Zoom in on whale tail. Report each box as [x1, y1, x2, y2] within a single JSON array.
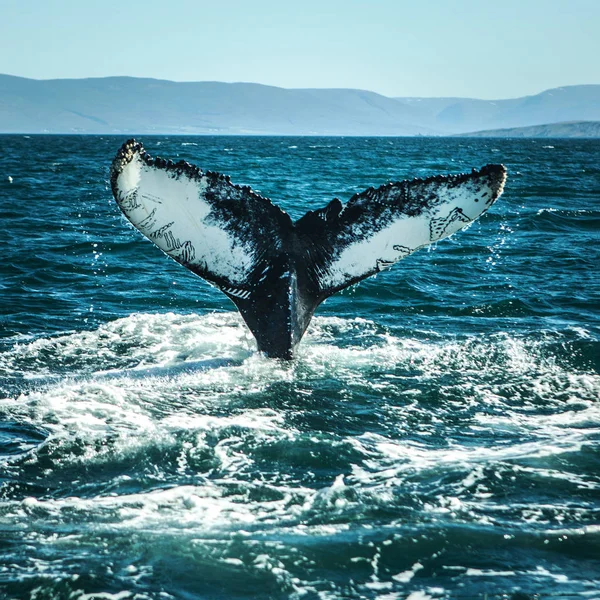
[[111, 140, 506, 358]]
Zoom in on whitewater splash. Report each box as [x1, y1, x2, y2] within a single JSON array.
[[0, 313, 598, 598]]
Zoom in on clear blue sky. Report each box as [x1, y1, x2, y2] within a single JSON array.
[[1, 0, 598, 99]]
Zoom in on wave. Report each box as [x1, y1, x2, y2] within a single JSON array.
[[1, 134, 599, 598], [1, 314, 597, 491], [1, 311, 596, 379]]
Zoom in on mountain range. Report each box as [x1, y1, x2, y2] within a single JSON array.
[[1, 74, 599, 136]]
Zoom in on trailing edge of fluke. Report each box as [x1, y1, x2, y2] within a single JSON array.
[[110, 140, 507, 358]]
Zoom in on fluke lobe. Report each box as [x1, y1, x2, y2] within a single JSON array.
[[110, 140, 507, 359]]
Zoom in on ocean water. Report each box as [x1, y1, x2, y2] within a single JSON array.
[[0, 135, 598, 600]]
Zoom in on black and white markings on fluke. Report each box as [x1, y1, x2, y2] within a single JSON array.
[[429, 207, 472, 241], [111, 140, 507, 358]]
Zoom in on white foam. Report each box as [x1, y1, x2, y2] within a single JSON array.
[[392, 562, 424, 583], [465, 568, 516, 576], [0, 312, 597, 581], [0, 312, 254, 379], [406, 592, 435, 600]]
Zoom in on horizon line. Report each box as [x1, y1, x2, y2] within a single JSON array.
[[2, 72, 599, 103]]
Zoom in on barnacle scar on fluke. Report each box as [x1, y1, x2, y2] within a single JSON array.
[[110, 139, 507, 359]]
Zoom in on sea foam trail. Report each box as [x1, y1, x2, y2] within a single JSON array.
[[0, 314, 599, 599], [1, 311, 597, 421], [0, 328, 599, 596]]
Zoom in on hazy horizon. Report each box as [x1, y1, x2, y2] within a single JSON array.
[[2, 72, 599, 103]]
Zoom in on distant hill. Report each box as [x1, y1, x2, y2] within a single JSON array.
[[0, 74, 436, 136], [1, 74, 599, 136], [456, 121, 600, 138], [395, 86, 600, 134]]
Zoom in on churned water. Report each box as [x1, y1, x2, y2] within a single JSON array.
[[0, 135, 598, 599]]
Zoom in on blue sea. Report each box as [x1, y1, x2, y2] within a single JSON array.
[[0, 135, 599, 599]]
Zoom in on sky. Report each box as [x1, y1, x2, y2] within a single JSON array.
[[1, 0, 598, 99]]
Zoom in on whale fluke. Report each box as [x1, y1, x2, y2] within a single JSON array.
[[110, 140, 507, 358]]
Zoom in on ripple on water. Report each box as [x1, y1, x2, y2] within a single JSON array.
[[0, 312, 598, 596]]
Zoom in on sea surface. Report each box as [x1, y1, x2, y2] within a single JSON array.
[[0, 135, 598, 600]]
